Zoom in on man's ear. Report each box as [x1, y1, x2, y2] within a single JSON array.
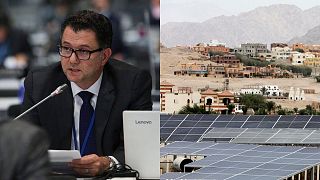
[[102, 48, 112, 65]]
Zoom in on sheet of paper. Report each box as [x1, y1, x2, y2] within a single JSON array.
[[49, 150, 81, 162], [49, 150, 81, 175]]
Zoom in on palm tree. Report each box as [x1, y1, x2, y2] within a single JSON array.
[[242, 106, 248, 115], [227, 104, 235, 114], [261, 87, 267, 96], [266, 101, 275, 114], [179, 104, 208, 114]]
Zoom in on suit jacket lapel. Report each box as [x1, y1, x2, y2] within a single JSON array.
[[95, 71, 115, 154], [53, 71, 74, 149]]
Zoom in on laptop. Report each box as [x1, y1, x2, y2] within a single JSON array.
[[123, 111, 160, 179]]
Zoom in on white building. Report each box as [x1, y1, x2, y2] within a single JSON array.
[[271, 46, 292, 60], [258, 47, 292, 61], [289, 87, 305, 101], [163, 91, 201, 114], [240, 84, 282, 96], [292, 52, 315, 65], [208, 39, 226, 47]]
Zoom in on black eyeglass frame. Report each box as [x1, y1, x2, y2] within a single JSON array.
[[58, 45, 103, 61]]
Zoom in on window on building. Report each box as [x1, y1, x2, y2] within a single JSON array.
[[206, 98, 212, 105]]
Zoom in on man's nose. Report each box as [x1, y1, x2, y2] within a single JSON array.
[[69, 52, 80, 64]]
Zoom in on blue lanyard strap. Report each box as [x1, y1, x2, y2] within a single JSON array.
[[72, 112, 96, 156]]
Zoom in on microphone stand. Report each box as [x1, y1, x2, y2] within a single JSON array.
[[14, 84, 68, 120]]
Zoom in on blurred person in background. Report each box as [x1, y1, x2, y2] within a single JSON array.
[[42, 0, 73, 53], [149, 0, 160, 26], [0, 119, 50, 180], [0, 11, 32, 71], [91, 0, 125, 60]]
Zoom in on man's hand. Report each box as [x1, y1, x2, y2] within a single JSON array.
[[70, 154, 110, 176]]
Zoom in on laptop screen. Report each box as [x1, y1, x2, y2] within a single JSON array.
[[123, 111, 160, 179]]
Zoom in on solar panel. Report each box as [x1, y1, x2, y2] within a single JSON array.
[[309, 116, 320, 122], [194, 121, 212, 127], [294, 115, 311, 121], [289, 122, 307, 128], [199, 114, 218, 121], [262, 115, 280, 121], [246, 115, 264, 121], [257, 121, 275, 128], [169, 114, 188, 120], [179, 120, 197, 127], [211, 121, 229, 128], [160, 115, 320, 144], [185, 114, 202, 120], [196, 128, 320, 145], [167, 135, 186, 142], [278, 115, 295, 121], [162, 121, 181, 127], [160, 127, 175, 133], [231, 115, 249, 121], [226, 122, 244, 128], [241, 121, 260, 128], [273, 121, 291, 128], [161, 142, 320, 180], [230, 128, 320, 145], [215, 115, 234, 121], [305, 122, 320, 129], [183, 135, 202, 141], [160, 114, 171, 120], [188, 127, 206, 134]]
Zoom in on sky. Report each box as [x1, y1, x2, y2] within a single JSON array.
[[161, 0, 320, 25]]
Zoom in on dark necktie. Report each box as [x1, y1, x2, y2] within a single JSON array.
[[78, 91, 97, 155]]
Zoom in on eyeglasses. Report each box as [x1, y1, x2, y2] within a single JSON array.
[[58, 45, 103, 61]]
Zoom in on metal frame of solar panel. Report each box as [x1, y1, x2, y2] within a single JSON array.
[[161, 114, 219, 142], [160, 115, 320, 143], [161, 141, 320, 180]]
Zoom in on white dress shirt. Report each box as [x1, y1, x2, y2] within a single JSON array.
[[70, 73, 102, 151], [69, 73, 119, 165]]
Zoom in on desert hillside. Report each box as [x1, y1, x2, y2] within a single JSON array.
[[160, 47, 320, 110]]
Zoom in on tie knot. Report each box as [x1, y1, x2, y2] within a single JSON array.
[[78, 91, 93, 103]]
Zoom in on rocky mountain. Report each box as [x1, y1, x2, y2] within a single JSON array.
[[161, 4, 320, 47], [288, 24, 320, 44]]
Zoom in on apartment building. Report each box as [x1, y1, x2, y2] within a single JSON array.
[[210, 55, 240, 65], [160, 82, 235, 114], [160, 81, 175, 112], [303, 57, 320, 67], [288, 87, 305, 101], [192, 43, 229, 57], [271, 43, 288, 48], [200, 88, 235, 113], [234, 43, 268, 58], [174, 63, 208, 76], [292, 52, 315, 65], [291, 43, 320, 53], [240, 84, 283, 97]]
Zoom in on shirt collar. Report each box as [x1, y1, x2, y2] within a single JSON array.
[[70, 72, 103, 97]]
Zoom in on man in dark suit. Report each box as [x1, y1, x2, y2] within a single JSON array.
[[0, 120, 50, 180], [22, 10, 152, 177]]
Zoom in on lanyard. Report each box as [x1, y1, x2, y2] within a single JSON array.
[[72, 112, 96, 156]]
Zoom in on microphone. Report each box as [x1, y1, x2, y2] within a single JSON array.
[[14, 84, 69, 120]]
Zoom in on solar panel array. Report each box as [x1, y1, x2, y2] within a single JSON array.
[[160, 115, 320, 142], [161, 141, 320, 180], [202, 128, 320, 145]]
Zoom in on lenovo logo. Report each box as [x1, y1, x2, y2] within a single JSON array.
[[135, 120, 152, 125]]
